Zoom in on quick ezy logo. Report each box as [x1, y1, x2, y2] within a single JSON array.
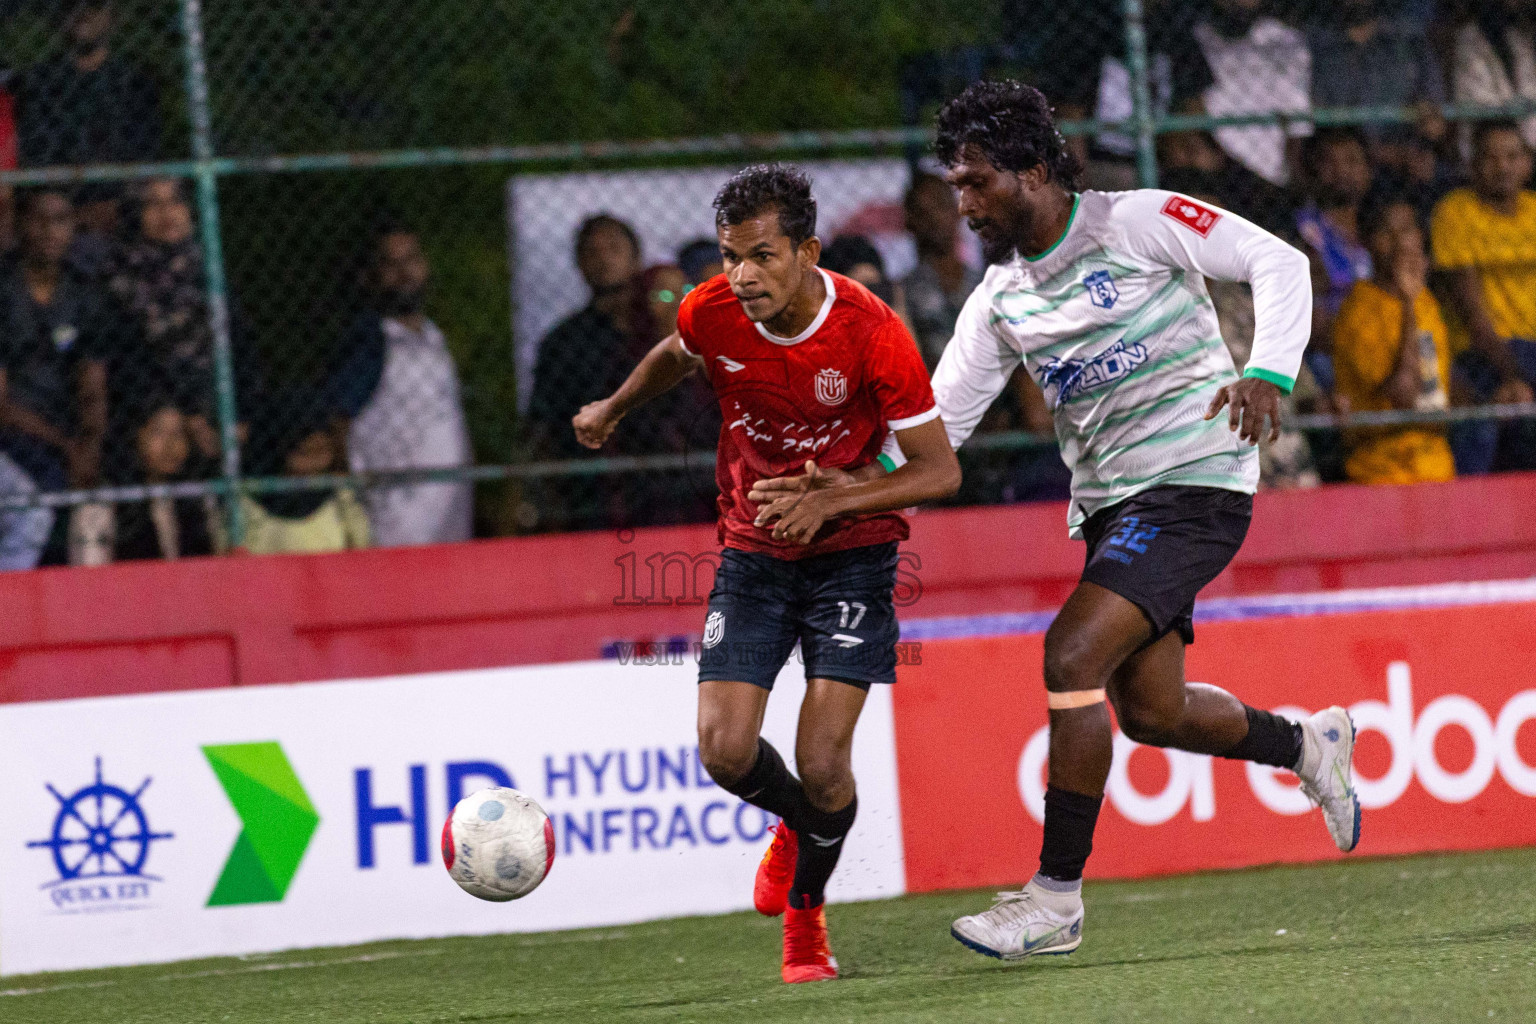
[[26, 757, 174, 913]]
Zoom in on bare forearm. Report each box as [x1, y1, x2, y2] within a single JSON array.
[[1383, 304, 1422, 409], [607, 336, 699, 418], [0, 404, 69, 449], [823, 454, 959, 517]]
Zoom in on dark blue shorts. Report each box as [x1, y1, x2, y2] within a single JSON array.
[[698, 542, 901, 691], [1079, 485, 1252, 645]]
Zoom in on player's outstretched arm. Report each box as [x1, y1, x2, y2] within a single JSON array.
[[751, 417, 961, 544], [572, 332, 703, 449]]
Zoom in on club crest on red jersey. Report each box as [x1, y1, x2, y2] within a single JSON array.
[[1160, 195, 1221, 237], [814, 368, 848, 406]]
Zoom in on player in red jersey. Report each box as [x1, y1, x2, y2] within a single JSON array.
[[573, 164, 960, 982]]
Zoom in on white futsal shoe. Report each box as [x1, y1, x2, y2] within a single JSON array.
[[951, 878, 1084, 961], [1296, 706, 1362, 852]]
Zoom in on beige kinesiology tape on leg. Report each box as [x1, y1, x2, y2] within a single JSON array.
[[1047, 688, 1108, 710]]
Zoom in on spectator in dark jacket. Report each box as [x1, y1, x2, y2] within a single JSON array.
[[529, 214, 643, 462], [0, 188, 113, 498], [105, 178, 232, 464], [15, 1, 162, 274]]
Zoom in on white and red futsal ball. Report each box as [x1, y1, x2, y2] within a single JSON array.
[[441, 786, 555, 901]]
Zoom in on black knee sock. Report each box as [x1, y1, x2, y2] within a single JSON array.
[[720, 738, 810, 830], [1038, 786, 1102, 883], [789, 795, 857, 910], [1221, 705, 1304, 770]]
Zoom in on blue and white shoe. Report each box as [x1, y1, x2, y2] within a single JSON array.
[[951, 880, 1083, 961], [1297, 706, 1362, 852]]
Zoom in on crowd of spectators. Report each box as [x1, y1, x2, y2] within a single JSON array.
[[4, 0, 1536, 556], [527, 0, 1536, 529], [0, 2, 472, 564]]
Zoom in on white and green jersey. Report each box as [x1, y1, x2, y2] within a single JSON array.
[[929, 189, 1310, 537]]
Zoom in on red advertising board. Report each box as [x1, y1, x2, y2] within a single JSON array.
[[892, 600, 1536, 892]]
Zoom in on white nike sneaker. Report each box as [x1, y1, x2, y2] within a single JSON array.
[[1296, 706, 1362, 852], [951, 879, 1084, 961]]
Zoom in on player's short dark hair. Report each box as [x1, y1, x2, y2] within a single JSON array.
[[934, 80, 1082, 190], [712, 163, 817, 247], [574, 213, 640, 258], [1472, 118, 1527, 155]]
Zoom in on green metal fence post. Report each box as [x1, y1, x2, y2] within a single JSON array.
[[178, 0, 245, 547], [1121, 0, 1159, 189]]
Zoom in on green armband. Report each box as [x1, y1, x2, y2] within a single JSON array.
[[876, 453, 898, 474], [1242, 367, 1295, 394]]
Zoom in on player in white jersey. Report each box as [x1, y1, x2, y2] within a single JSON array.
[[748, 80, 1361, 962]]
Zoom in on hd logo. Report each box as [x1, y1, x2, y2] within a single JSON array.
[[203, 742, 320, 906]]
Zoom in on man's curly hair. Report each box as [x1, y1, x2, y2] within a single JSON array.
[[713, 163, 818, 246], [935, 80, 1082, 190]]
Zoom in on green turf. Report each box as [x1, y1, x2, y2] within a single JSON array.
[[4, 848, 1534, 1024]]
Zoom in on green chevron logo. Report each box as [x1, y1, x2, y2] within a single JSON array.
[[203, 742, 320, 907]]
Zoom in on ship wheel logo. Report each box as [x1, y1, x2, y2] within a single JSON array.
[[27, 757, 174, 887]]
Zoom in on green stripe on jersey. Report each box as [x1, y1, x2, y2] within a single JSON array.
[[1095, 375, 1225, 430], [1095, 448, 1249, 491], [1095, 414, 1236, 462]]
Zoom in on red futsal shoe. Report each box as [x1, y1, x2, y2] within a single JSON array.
[[753, 821, 797, 917], [781, 904, 838, 983]]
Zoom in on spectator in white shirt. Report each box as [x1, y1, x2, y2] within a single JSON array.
[[1453, 0, 1536, 149], [1192, 0, 1313, 186], [330, 226, 473, 548]]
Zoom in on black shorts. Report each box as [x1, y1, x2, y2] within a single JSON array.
[[697, 542, 901, 691], [1079, 485, 1253, 646]]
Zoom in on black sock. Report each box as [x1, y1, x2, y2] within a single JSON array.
[[1039, 786, 1102, 883], [1221, 705, 1304, 769], [720, 738, 810, 830], [789, 795, 857, 909]]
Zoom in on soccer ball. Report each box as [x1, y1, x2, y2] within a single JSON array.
[[440, 786, 555, 902]]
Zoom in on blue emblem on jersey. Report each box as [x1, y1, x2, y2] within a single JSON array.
[[1036, 338, 1149, 407], [1083, 270, 1119, 310]]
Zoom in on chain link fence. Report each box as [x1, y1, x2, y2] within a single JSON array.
[[0, 0, 1533, 565]]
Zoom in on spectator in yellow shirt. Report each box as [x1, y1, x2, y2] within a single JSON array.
[[1333, 193, 1457, 485], [1432, 120, 1536, 382], [1430, 119, 1536, 473]]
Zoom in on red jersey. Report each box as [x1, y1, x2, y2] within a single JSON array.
[[676, 268, 938, 560]]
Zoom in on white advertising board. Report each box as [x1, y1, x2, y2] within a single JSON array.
[[0, 659, 903, 975]]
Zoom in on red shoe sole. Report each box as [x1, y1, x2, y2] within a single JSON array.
[[781, 965, 838, 984]]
